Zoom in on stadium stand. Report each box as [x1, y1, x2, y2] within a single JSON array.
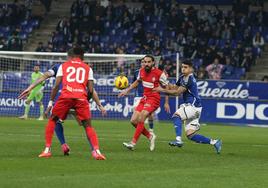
[[0, 0, 267, 80], [0, 0, 41, 51], [31, 0, 266, 79]]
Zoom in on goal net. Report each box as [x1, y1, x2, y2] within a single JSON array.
[[0, 51, 177, 120]]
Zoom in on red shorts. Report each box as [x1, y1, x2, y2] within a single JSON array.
[[52, 98, 91, 121], [135, 96, 160, 114]]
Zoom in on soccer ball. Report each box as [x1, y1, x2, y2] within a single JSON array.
[[115, 75, 129, 89]]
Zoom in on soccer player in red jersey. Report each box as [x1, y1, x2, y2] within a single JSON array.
[[38, 47, 106, 160], [119, 55, 169, 151]]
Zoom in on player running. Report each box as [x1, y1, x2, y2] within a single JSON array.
[[119, 55, 169, 151], [19, 65, 44, 120], [132, 59, 170, 134], [153, 60, 222, 154], [18, 51, 106, 157], [35, 46, 106, 160]]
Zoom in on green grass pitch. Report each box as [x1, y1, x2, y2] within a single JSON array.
[[0, 117, 267, 188]]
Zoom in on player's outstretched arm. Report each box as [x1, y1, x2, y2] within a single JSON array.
[[18, 71, 52, 99], [118, 79, 140, 97], [45, 76, 62, 117], [153, 85, 186, 96], [92, 89, 107, 116]]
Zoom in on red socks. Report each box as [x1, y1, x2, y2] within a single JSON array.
[[85, 126, 99, 150], [45, 119, 56, 147], [132, 122, 150, 144]]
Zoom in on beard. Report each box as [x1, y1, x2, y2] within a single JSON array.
[[145, 66, 152, 73]]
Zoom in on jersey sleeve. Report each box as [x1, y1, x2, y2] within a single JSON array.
[[48, 63, 59, 77], [136, 69, 142, 81], [88, 68, 94, 80], [56, 65, 63, 77], [176, 76, 183, 87], [159, 71, 169, 86]]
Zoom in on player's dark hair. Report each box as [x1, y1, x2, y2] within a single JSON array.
[[68, 46, 84, 60], [182, 59, 193, 67], [143, 54, 155, 62]]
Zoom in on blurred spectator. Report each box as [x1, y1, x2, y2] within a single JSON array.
[[261, 75, 268, 82], [35, 42, 46, 52], [252, 32, 265, 50], [197, 66, 208, 80], [206, 57, 224, 80], [221, 24, 232, 40], [8, 31, 23, 51], [203, 47, 216, 66], [0, 37, 7, 50], [241, 47, 254, 71], [221, 56, 235, 79], [36, 1, 267, 79], [90, 15, 104, 34]]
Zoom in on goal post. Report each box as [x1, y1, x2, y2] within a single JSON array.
[[0, 51, 178, 120], [0, 51, 144, 120]]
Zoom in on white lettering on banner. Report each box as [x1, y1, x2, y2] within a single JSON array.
[[217, 102, 268, 120], [256, 105, 268, 120], [123, 98, 133, 117], [197, 81, 249, 99], [0, 98, 34, 107], [94, 78, 114, 86], [90, 97, 161, 117]]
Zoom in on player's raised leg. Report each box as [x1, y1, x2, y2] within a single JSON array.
[[130, 110, 153, 138], [184, 107, 222, 154], [123, 109, 156, 151], [186, 129, 222, 154]]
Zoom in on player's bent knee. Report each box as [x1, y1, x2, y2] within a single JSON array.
[[186, 130, 197, 140], [50, 115, 60, 122], [172, 113, 181, 119], [186, 133, 194, 140], [130, 119, 138, 126], [81, 120, 91, 127]]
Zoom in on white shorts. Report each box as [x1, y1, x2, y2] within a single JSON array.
[[173, 104, 202, 132]]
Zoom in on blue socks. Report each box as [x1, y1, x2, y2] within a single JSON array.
[[172, 116, 182, 137], [148, 119, 154, 130], [172, 115, 211, 145], [189, 134, 211, 144], [55, 121, 66, 145]]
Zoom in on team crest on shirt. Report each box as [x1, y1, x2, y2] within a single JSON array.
[[152, 77, 155, 82]]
